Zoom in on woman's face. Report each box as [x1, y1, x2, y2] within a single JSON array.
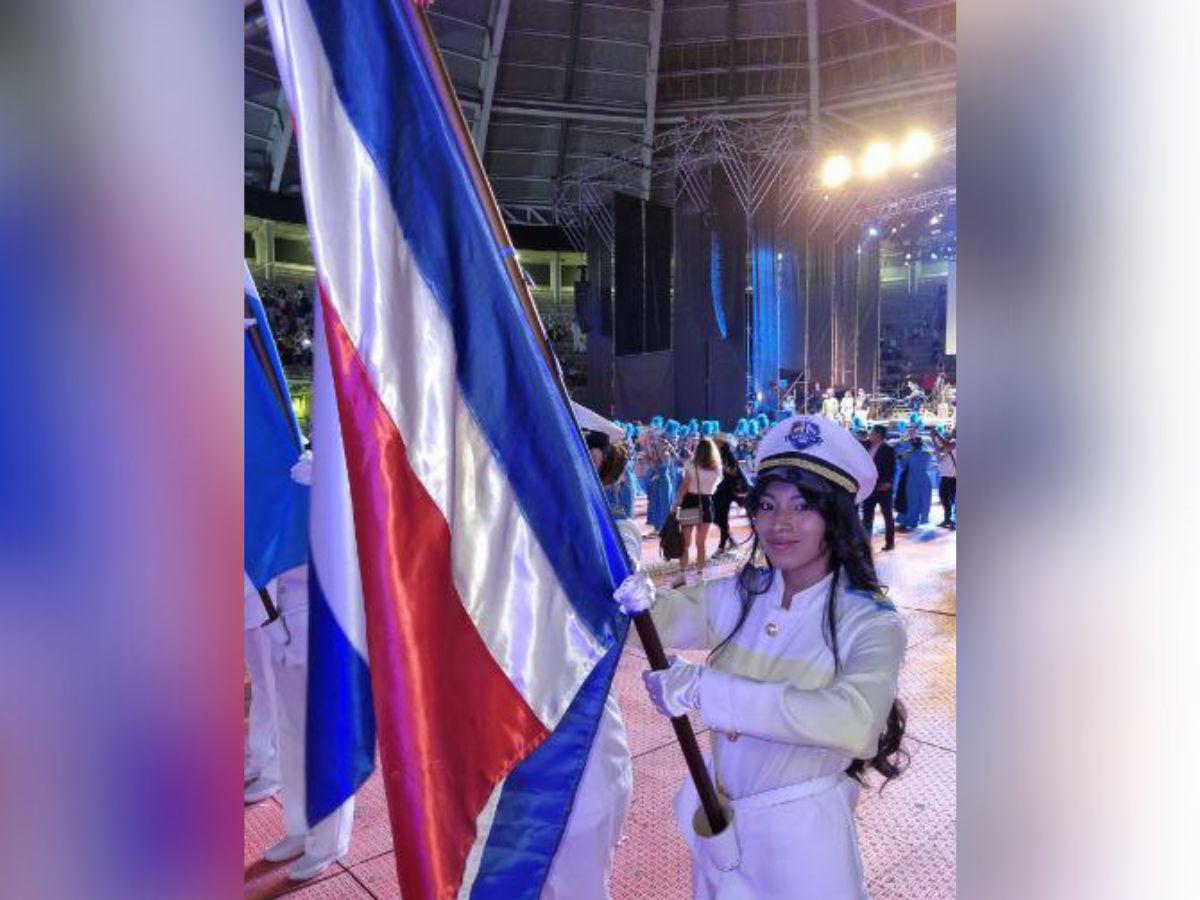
[[753, 481, 828, 574]]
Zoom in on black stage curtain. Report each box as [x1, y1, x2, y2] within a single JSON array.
[[614, 352, 674, 420]]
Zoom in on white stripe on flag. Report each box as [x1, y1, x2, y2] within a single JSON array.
[[276, 0, 604, 729], [310, 288, 369, 661]]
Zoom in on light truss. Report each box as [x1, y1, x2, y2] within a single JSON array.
[[852, 185, 957, 226], [499, 204, 554, 227]]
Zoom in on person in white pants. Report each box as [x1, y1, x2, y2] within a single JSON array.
[[541, 456, 642, 898], [244, 574, 281, 802], [258, 451, 356, 882]]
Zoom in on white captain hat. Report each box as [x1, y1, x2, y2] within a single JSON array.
[[753, 414, 878, 504]]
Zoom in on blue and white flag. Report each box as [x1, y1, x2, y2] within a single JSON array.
[[244, 264, 306, 589]]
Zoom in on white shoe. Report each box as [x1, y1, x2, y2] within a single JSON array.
[[263, 834, 306, 863], [288, 851, 344, 882], [244, 778, 281, 804]]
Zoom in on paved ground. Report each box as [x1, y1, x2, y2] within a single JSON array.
[[245, 498, 956, 898]]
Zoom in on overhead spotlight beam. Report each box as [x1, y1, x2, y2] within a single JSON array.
[[845, 0, 956, 52]]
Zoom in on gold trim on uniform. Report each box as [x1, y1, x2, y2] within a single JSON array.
[[756, 456, 858, 495]]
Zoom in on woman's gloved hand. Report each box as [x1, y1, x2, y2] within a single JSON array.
[[642, 656, 703, 718], [290, 450, 313, 486], [614, 570, 656, 615]]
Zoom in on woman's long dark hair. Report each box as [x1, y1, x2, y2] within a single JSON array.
[[708, 467, 908, 786]]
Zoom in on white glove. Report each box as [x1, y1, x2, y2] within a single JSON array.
[[614, 570, 656, 615], [290, 450, 313, 486], [642, 656, 703, 718]]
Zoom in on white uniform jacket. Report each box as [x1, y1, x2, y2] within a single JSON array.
[[652, 569, 906, 899]]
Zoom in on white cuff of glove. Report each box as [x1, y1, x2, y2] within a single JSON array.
[[642, 656, 703, 718], [614, 570, 656, 615], [290, 450, 313, 486]]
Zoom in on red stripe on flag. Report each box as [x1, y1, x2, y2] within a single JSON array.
[[320, 288, 549, 898]]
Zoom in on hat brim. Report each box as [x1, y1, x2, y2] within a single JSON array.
[[755, 454, 865, 502]]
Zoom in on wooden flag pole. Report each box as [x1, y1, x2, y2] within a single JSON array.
[[408, 1, 729, 836]]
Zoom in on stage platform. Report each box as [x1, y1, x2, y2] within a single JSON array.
[[245, 498, 956, 899]]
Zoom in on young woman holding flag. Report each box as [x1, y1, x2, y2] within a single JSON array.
[[615, 415, 907, 899]]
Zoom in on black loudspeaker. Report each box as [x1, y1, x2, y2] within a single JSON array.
[[613, 193, 672, 356], [613, 194, 644, 356], [645, 202, 672, 352]]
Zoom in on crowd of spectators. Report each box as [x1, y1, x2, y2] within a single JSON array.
[[259, 280, 314, 368]]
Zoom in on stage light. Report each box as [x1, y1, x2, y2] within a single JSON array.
[[905, 253, 912, 260], [898, 130, 935, 167], [859, 141, 893, 179], [931, 252, 939, 260], [820, 154, 853, 189], [867, 226, 879, 237], [929, 214, 941, 225]]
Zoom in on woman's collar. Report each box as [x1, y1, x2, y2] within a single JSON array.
[[771, 567, 836, 611]]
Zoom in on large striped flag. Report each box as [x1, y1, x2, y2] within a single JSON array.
[[263, 1, 632, 897]]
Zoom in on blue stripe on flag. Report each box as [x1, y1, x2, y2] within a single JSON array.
[[301, 0, 629, 647], [470, 627, 627, 897], [245, 266, 308, 588], [305, 560, 376, 825]]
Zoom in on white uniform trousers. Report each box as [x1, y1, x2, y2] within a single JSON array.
[[244, 623, 280, 783], [269, 567, 355, 858], [675, 772, 868, 900], [543, 518, 638, 899], [541, 697, 632, 900]]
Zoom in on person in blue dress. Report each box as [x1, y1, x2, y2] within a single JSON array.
[[894, 435, 933, 529], [645, 435, 675, 533]]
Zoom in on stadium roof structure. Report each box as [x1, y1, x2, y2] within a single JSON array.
[[245, 0, 955, 235]]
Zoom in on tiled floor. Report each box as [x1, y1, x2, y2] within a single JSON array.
[[246, 499, 956, 898]]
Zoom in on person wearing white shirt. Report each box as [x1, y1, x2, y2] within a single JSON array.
[[672, 438, 724, 586], [839, 390, 855, 426], [820, 389, 840, 422], [615, 415, 907, 899], [930, 429, 957, 529]]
